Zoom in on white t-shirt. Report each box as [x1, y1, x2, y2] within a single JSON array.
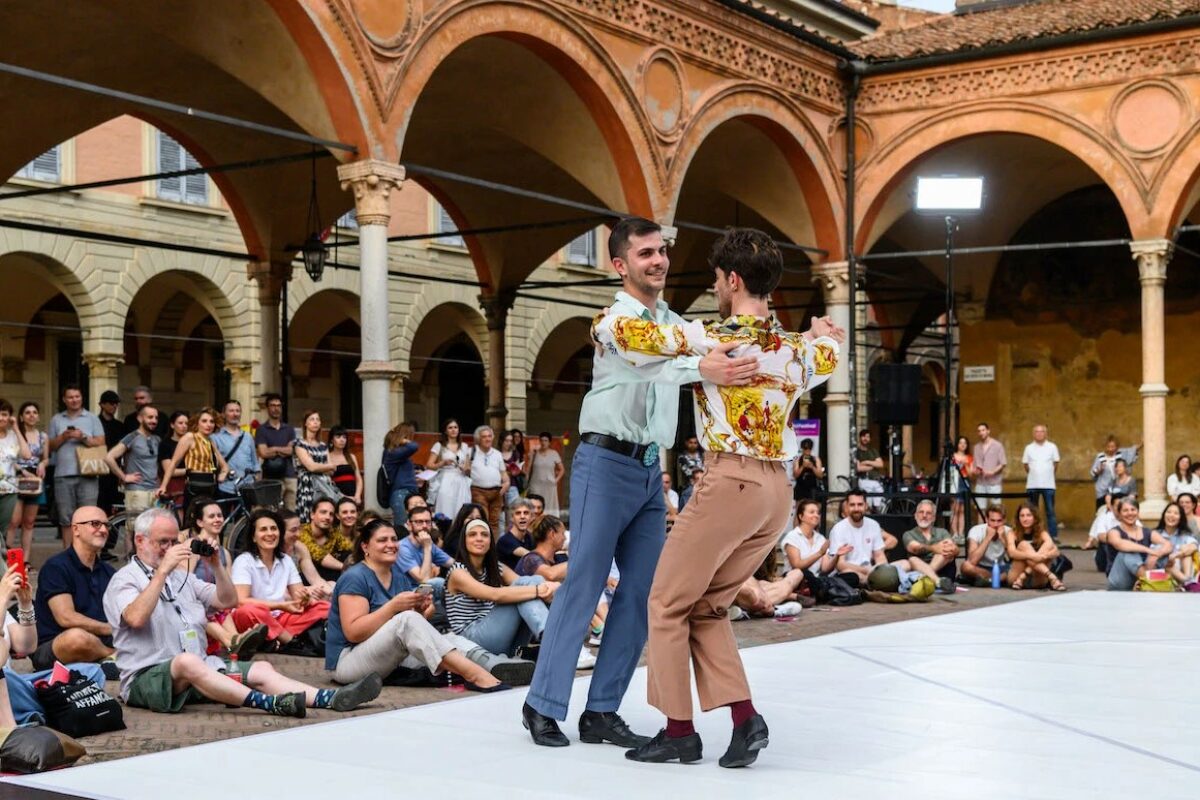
[[967, 523, 1010, 567], [231, 552, 301, 614], [666, 489, 679, 509], [780, 527, 827, 572], [1022, 441, 1060, 490], [0, 429, 20, 494], [828, 518, 885, 567], [469, 447, 505, 489]]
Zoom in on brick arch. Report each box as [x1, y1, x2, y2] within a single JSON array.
[[1150, 118, 1200, 237], [856, 101, 1146, 253], [666, 85, 843, 255], [391, 4, 657, 214], [395, 283, 490, 381]]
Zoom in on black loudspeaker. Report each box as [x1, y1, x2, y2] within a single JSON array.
[[868, 363, 921, 425]]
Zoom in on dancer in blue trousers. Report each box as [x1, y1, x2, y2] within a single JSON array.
[[521, 216, 759, 748]]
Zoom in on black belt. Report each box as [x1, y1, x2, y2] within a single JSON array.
[[581, 433, 654, 462]]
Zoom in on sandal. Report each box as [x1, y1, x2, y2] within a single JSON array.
[[1011, 570, 1028, 591], [1047, 575, 1067, 592]]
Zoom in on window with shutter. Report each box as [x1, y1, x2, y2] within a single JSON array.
[[157, 132, 208, 205], [566, 231, 596, 266], [15, 147, 60, 182], [435, 203, 465, 247]]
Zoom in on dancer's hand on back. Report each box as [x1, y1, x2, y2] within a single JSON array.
[[699, 341, 758, 386], [805, 315, 846, 343]]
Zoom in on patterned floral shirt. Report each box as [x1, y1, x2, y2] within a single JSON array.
[[593, 313, 839, 461]]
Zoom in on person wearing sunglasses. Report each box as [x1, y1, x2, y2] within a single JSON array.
[[31, 506, 119, 677]]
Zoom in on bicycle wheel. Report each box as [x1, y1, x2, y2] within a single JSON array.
[[107, 512, 132, 562], [222, 515, 251, 556], [884, 496, 919, 516]]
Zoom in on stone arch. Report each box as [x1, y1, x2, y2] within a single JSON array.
[[395, 284, 489, 380], [520, 304, 594, 380], [287, 286, 361, 372], [400, 294, 490, 434], [0, 229, 105, 334], [667, 85, 843, 255], [856, 101, 1147, 253]]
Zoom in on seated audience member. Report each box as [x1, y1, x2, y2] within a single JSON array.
[[280, 509, 335, 600], [103, 508, 380, 716], [327, 518, 534, 690], [1005, 502, 1066, 591], [733, 550, 805, 618], [514, 515, 569, 582], [781, 499, 829, 576], [1178, 493, 1200, 536], [821, 491, 911, 587], [1158, 502, 1199, 588], [496, 498, 535, 570], [33, 506, 117, 675], [526, 493, 546, 518], [297, 497, 353, 582], [231, 509, 331, 650], [959, 506, 1013, 586], [335, 496, 361, 543], [0, 567, 107, 725], [398, 505, 454, 586], [183, 498, 266, 659], [446, 519, 560, 659], [442, 502, 485, 563], [1103, 498, 1173, 591], [900, 500, 957, 592]]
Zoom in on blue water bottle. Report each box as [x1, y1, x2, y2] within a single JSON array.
[[991, 560, 1002, 589]]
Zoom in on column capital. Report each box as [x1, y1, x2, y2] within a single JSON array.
[[225, 359, 254, 378], [81, 351, 124, 373], [337, 160, 406, 226], [811, 261, 851, 305], [1130, 239, 1172, 284], [660, 224, 679, 246], [247, 261, 293, 305], [356, 360, 400, 382], [479, 291, 516, 331]]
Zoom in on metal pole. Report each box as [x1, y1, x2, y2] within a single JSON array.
[[943, 215, 956, 454], [280, 278, 290, 414]]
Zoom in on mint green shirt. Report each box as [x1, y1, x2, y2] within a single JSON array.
[[578, 292, 702, 446]]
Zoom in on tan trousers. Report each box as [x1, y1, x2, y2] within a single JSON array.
[[646, 453, 791, 719]]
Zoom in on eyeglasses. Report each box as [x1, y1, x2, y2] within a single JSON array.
[[74, 519, 110, 530]]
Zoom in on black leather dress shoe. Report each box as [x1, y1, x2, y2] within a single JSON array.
[[522, 702, 569, 747], [624, 729, 702, 764], [578, 710, 651, 748], [719, 714, 769, 768]]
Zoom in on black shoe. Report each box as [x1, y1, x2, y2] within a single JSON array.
[[522, 702, 569, 747], [489, 658, 536, 686], [268, 691, 307, 718], [579, 710, 651, 748], [625, 729, 702, 764], [330, 672, 383, 712], [465, 680, 512, 693], [719, 714, 769, 768], [100, 660, 120, 681]]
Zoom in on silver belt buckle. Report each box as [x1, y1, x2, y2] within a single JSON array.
[[642, 443, 659, 467]]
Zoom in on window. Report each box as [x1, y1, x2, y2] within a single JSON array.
[[156, 131, 208, 205], [566, 231, 597, 267], [15, 147, 60, 182], [337, 210, 358, 230], [434, 203, 465, 247]]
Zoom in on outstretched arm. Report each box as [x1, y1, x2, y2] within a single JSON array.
[[592, 313, 759, 386]]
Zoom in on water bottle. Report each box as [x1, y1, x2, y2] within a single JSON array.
[[228, 653, 242, 684], [991, 560, 1001, 589]]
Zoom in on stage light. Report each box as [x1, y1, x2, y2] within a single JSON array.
[[915, 176, 983, 213]]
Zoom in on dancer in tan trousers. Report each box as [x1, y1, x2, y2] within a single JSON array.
[[592, 227, 843, 767]]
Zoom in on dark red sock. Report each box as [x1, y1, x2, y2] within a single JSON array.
[[665, 718, 695, 738], [729, 699, 757, 727]]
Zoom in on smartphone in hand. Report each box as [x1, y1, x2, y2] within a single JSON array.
[[6, 548, 27, 584]]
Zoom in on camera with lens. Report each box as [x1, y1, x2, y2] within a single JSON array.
[[189, 539, 216, 557]]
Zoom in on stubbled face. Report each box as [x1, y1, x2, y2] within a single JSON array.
[[134, 390, 151, 409], [63, 389, 82, 413], [846, 496, 866, 523], [977, 425, 989, 442], [614, 230, 669, 300], [511, 506, 532, 532], [987, 511, 1005, 530], [407, 512, 433, 538], [311, 503, 334, 532], [140, 408, 159, 432], [267, 398, 283, 420], [914, 503, 935, 530], [139, 521, 178, 567], [713, 267, 734, 318], [223, 403, 242, 427]]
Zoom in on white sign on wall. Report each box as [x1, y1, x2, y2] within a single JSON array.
[[963, 365, 995, 383]]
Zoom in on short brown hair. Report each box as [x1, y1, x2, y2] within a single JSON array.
[[608, 216, 660, 263], [707, 228, 782, 297]]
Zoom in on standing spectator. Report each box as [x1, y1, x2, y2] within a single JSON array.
[[678, 436, 705, 509], [326, 426, 362, 504], [780, 499, 829, 576], [427, 419, 472, 520], [122, 385, 169, 438], [661, 472, 679, 532], [104, 405, 162, 557], [790, 438, 822, 503], [1167, 455, 1200, 500], [294, 410, 336, 523], [1090, 436, 1141, 510], [1104, 458, 1137, 511], [854, 429, 885, 509], [212, 400, 259, 500], [500, 430, 524, 508], [510, 430, 527, 467], [96, 390, 125, 517], [157, 408, 230, 509], [0, 400, 32, 558], [971, 422, 1006, 507], [255, 393, 297, 509], [470, 425, 508, 534], [383, 422, 419, 526], [526, 433, 564, 516], [47, 385, 106, 549], [947, 435, 973, 543], [158, 410, 190, 504], [1022, 424, 1061, 541], [10, 401, 48, 560], [497, 498, 535, 570], [32, 506, 117, 673], [959, 505, 1013, 587]]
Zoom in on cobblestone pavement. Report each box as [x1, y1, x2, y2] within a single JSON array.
[[11, 535, 1107, 766]]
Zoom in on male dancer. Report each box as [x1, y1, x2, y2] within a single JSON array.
[[594, 228, 843, 767], [521, 217, 760, 748]]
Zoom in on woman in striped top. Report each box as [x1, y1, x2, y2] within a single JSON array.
[[157, 407, 230, 506], [445, 518, 557, 656]]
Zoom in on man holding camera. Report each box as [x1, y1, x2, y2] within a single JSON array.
[[104, 508, 381, 715]]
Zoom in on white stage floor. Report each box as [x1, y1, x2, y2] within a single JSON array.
[[9, 592, 1200, 798]]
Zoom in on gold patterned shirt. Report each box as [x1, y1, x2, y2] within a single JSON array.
[[593, 313, 839, 461]]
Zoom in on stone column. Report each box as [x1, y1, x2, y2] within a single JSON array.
[[1131, 239, 1172, 522], [812, 261, 851, 490], [479, 291, 516, 433], [225, 360, 255, 420], [338, 160, 406, 511], [247, 261, 291, 397], [82, 351, 123, 410]]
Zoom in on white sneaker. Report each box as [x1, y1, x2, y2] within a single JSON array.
[[774, 601, 803, 618], [728, 605, 748, 621], [576, 647, 597, 670]]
